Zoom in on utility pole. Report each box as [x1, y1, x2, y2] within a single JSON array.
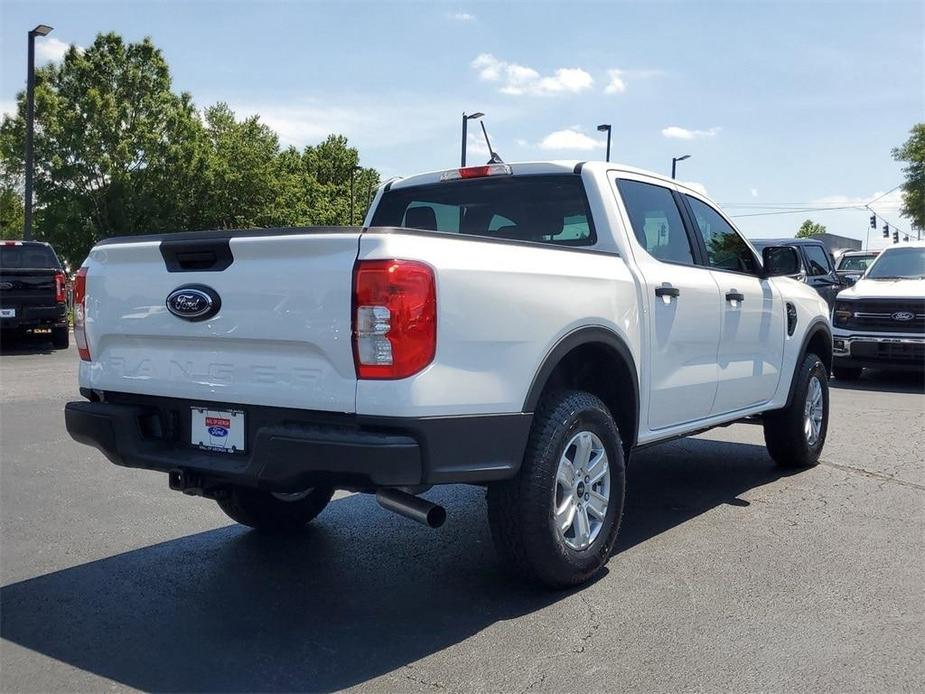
[[596, 124, 612, 162], [23, 24, 54, 240], [461, 112, 484, 166]]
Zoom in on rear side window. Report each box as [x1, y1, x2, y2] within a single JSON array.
[[616, 179, 694, 265], [803, 244, 833, 276], [0, 244, 61, 269], [685, 195, 758, 274], [371, 175, 596, 247]]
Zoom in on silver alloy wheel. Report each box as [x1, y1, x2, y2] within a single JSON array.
[[271, 488, 314, 502], [804, 375, 824, 445], [554, 430, 611, 551]]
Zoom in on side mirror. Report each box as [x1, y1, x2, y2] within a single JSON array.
[[762, 245, 801, 277]]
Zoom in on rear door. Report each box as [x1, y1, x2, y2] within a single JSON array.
[[682, 194, 785, 415], [614, 177, 722, 430], [82, 230, 361, 413]]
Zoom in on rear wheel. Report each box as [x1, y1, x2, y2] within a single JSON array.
[[833, 365, 862, 381], [52, 326, 69, 349], [217, 485, 334, 534], [763, 353, 829, 468], [488, 390, 626, 588]]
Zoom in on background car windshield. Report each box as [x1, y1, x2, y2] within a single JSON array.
[[865, 247, 925, 279], [0, 244, 61, 269], [371, 174, 596, 246], [838, 255, 876, 271]]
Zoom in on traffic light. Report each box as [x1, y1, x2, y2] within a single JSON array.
[[893, 231, 899, 244], [882, 222, 889, 238], [870, 214, 877, 228]]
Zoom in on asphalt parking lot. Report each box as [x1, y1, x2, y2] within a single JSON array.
[[1, 339, 923, 693]]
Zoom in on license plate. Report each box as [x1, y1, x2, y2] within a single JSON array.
[[191, 407, 245, 453], [0, 308, 15, 318]]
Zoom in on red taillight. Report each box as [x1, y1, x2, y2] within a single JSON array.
[[440, 163, 513, 181], [352, 259, 436, 379], [54, 270, 66, 303], [74, 267, 90, 361]]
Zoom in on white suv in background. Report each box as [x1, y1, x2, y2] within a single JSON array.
[[832, 243, 925, 379]]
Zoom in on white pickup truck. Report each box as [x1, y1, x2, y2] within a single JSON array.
[[65, 161, 832, 587], [832, 242, 925, 379]]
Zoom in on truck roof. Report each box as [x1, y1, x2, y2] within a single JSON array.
[[387, 160, 713, 200]]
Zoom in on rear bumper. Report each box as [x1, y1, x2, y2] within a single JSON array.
[[65, 392, 532, 491], [0, 304, 67, 330], [832, 332, 925, 371]]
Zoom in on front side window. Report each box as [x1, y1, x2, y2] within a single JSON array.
[[371, 174, 596, 247], [803, 245, 833, 276], [616, 179, 694, 265], [685, 195, 757, 274]]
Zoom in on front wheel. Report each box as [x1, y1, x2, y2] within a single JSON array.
[[763, 353, 829, 468], [217, 485, 334, 534], [488, 390, 626, 588]]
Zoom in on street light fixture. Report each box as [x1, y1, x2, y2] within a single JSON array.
[[597, 124, 612, 162], [671, 154, 690, 179], [461, 111, 484, 167], [24, 24, 54, 241]]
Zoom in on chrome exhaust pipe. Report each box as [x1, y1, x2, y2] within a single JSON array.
[[376, 488, 446, 528]]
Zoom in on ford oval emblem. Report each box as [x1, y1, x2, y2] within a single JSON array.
[[166, 284, 221, 322], [892, 311, 914, 321], [208, 426, 228, 437]]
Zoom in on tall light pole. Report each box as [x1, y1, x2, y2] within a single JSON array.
[[349, 165, 362, 226], [461, 111, 484, 166], [597, 124, 612, 162], [671, 154, 690, 180], [24, 24, 54, 241]]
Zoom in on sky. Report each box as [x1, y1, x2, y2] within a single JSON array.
[[1, 0, 922, 247]]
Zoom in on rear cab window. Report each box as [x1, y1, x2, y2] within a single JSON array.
[[370, 174, 596, 247], [0, 243, 62, 269]]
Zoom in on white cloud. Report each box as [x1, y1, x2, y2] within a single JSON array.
[[811, 190, 905, 215], [750, 188, 759, 198], [661, 125, 721, 140], [35, 37, 75, 64], [604, 69, 627, 94], [1, 100, 16, 118], [466, 131, 490, 158], [450, 12, 475, 22], [471, 53, 593, 96], [538, 128, 604, 151]]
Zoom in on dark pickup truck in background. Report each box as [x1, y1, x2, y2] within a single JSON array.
[[0, 241, 69, 349], [751, 237, 844, 306]]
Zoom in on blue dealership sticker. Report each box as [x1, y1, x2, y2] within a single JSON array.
[[208, 426, 228, 437]]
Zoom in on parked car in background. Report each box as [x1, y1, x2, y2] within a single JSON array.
[[0, 240, 69, 349], [835, 249, 880, 287], [832, 243, 925, 379], [751, 237, 843, 306]]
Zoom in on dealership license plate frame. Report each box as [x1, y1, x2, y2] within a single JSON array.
[[0, 308, 16, 318], [191, 407, 245, 454]]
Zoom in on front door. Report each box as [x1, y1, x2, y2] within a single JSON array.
[[614, 178, 722, 430], [683, 194, 786, 414]]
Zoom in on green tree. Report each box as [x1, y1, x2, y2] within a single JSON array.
[[796, 219, 826, 238], [892, 123, 925, 230], [0, 187, 24, 239], [0, 33, 205, 265]]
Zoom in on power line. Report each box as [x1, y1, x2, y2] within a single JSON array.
[[730, 205, 866, 218]]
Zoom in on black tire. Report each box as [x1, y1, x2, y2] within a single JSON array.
[[216, 485, 334, 534], [487, 390, 626, 588], [52, 326, 69, 349], [763, 353, 829, 468], [833, 365, 862, 381]]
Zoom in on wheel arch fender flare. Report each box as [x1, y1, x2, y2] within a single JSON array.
[[522, 326, 640, 449], [785, 318, 832, 408]]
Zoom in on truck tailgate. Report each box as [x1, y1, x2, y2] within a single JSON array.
[[82, 231, 361, 412]]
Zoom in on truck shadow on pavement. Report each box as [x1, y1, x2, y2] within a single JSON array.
[[0, 334, 56, 356], [1, 437, 796, 692], [829, 370, 925, 395]]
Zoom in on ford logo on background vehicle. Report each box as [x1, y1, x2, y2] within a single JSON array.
[[891, 311, 915, 321], [208, 426, 228, 437], [165, 284, 221, 322]]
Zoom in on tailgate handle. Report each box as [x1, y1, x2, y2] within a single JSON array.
[[160, 238, 234, 273]]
